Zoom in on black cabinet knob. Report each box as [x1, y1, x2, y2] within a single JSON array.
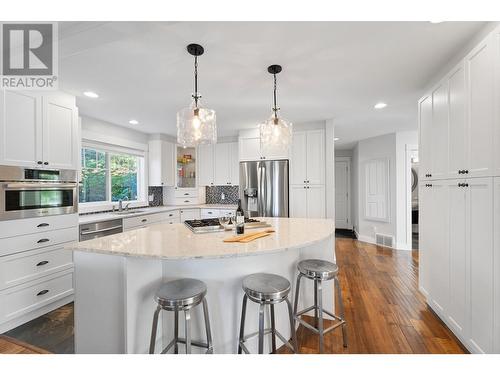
[[43, 162, 48, 165], [37, 161, 43, 165]]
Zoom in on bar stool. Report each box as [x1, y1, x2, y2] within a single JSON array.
[[238, 273, 297, 354], [149, 278, 213, 354], [293, 259, 347, 353]]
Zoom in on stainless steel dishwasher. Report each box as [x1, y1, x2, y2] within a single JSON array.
[[79, 218, 123, 241]]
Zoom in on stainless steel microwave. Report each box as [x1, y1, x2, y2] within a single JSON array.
[[0, 165, 78, 221]]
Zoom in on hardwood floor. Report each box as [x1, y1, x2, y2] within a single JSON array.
[[0, 238, 466, 354], [285, 238, 467, 354], [0, 335, 50, 354]]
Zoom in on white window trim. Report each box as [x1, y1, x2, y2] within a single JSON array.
[[79, 141, 149, 214]]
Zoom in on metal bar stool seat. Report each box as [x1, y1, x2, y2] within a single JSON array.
[[149, 278, 213, 354], [238, 273, 298, 354], [293, 259, 347, 353]]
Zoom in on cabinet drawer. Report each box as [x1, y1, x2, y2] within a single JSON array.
[[219, 209, 236, 217], [0, 246, 73, 290], [0, 214, 78, 239], [123, 211, 177, 230], [174, 189, 198, 198], [173, 197, 198, 205], [0, 271, 73, 323], [0, 227, 77, 257], [200, 209, 220, 219], [164, 210, 180, 219]]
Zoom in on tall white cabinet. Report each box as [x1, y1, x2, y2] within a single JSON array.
[[418, 25, 500, 354], [0, 91, 79, 170]]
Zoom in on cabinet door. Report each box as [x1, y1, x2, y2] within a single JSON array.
[[448, 179, 468, 338], [0, 90, 42, 167], [494, 29, 500, 177], [306, 130, 325, 185], [162, 141, 175, 187], [262, 144, 289, 160], [428, 180, 449, 315], [431, 83, 449, 179], [197, 144, 214, 186], [494, 177, 500, 353], [42, 94, 79, 170], [466, 35, 495, 178], [419, 95, 433, 180], [290, 131, 307, 185], [229, 142, 239, 185], [239, 137, 261, 161], [180, 209, 201, 222], [289, 185, 307, 218], [467, 177, 494, 353], [307, 185, 325, 219], [448, 65, 467, 178], [418, 182, 432, 297], [214, 143, 231, 185]]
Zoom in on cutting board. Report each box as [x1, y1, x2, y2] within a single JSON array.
[[223, 229, 275, 243]]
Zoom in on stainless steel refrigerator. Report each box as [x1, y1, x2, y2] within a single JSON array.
[[239, 160, 289, 217]]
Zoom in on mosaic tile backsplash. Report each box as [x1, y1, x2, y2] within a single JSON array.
[[148, 186, 163, 206], [205, 185, 239, 204]]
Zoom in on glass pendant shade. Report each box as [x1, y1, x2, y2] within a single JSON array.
[[177, 98, 217, 147], [259, 112, 293, 155]]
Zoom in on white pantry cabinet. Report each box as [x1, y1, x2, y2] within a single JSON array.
[[418, 94, 432, 180], [197, 144, 215, 186], [0, 90, 79, 170], [238, 129, 288, 161], [198, 142, 239, 186], [148, 139, 175, 187], [291, 129, 325, 185], [290, 185, 325, 219]]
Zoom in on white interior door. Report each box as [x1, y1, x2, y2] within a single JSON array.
[[335, 158, 350, 229]]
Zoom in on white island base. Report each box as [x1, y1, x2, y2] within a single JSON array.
[[72, 218, 335, 354]]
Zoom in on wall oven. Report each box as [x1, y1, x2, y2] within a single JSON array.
[[0, 166, 78, 221]]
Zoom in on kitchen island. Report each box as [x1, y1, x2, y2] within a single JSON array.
[[68, 217, 336, 354]]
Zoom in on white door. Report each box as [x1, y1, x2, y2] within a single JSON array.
[[306, 130, 325, 185], [229, 142, 239, 185], [467, 177, 494, 353], [419, 95, 433, 180], [197, 144, 214, 186], [214, 143, 231, 185], [289, 185, 307, 218], [448, 64, 467, 178], [161, 141, 175, 187], [418, 182, 432, 298], [290, 131, 307, 185], [42, 94, 79, 170], [0, 90, 42, 167], [466, 35, 495, 178], [307, 185, 326, 219], [447, 179, 468, 338], [239, 137, 261, 161], [494, 177, 500, 353], [431, 83, 449, 179], [428, 180, 449, 315], [335, 159, 350, 229]]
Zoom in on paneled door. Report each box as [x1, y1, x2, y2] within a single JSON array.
[[467, 177, 494, 353], [290, 131, 307, 185], [197, 144, 214, 186], [494, 177, 500, 353], [214, 143, 231, 185], [431, 82, 449, 179], [307, 185, 326, 219], [335, 158, 350, 229], [290, 185, 307, 218], [418, 182, 432, 298], [419, 95, 433, 180], [448, 64, 467, 178], [306, 130, 325, 185]]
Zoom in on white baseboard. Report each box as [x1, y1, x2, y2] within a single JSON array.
[[356, 234, 412, 251]]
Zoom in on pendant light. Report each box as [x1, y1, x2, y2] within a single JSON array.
[[177, 43, 217, 147], [259, 64, 292, 154]]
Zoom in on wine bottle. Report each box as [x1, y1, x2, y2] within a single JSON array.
[[236, 199, 245, 235]]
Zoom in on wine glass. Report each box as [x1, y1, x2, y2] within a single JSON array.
[[218, 216, 231, 230]]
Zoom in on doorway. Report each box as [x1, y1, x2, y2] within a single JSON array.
[[335, 157, 351, 229], [406, 147, 419, 250]]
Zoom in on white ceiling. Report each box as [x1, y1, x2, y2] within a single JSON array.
[[58, 21, 487, 149]]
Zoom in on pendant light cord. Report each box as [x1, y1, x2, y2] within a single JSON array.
[[273, 73, 279, 120], [193, 55, 200, 107]]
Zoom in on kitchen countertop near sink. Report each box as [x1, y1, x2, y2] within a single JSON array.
[[78, 204, 238, 225]]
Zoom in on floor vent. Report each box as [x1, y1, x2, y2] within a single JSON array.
[[375, 233, 394, 248]]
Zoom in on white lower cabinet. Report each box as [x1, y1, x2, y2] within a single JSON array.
[[180, 209, 200, 222], [290, 185, 325, 219]]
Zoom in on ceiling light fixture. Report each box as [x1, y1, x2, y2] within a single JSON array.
[[176, 43, 217, 147], [129, 120, 139, 125], [259, 64, 292, 154], [83, 91, 99, 98], [334, 137, 340, 141], [374, 102, 387, 109]]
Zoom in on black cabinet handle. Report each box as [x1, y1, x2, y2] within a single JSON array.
[[458, 170, 463, 174], [141, 219, 147, 223], [465, 170, 469, 174], [36, 290, 49, 296], [43, 162, 49, 165], [37, 238, 50, 244], [36, 260, 49, 267], [184, 200, 189, 203], [37, 161, 43, 165], [465, 183, 469, 187], [37, 223, 49, 228], [169, 213, 173, 217], [184, 193, 189, 196]]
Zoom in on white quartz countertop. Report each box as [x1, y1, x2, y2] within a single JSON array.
[[78, 204, 238, 225], [69, 217, 335, 260]]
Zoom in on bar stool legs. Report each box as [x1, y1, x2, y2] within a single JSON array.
[[149, 305, 162, 354], [334, 275, 348, 347]]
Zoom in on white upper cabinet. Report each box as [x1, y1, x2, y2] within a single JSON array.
[[197, 143, 215, 186], [418, 95, 432, 180], [466, 33, 495, 178], [0, 90, 42, 168], [214, 142, 231, 185], [238, 129, 288, 161], [494, 29, 500, 177], [42, 93, 79, 170], [448, 64, 467, 177], [230, 142, 239, 185], [431, 83, 449, 179], [290, 129, 325, 185], [0, 91, 78, 170], [494, 177, 500, 353], [290, 131, 307, 184], [149, 139, 175, 187]]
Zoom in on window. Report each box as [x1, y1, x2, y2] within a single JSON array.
[[79, 146, 145, 205]]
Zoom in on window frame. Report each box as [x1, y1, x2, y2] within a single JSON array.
[[79, 141, 148, 213]]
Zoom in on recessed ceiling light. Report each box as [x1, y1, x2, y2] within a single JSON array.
[[129, 119, 139, 125], [374, 102, 387, 109], [83, 91, 99, 98], [334, 137, 340, 141], [429, 21, 443, 24]]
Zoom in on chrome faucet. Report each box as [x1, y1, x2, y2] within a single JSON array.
[[118, 199, 123, 212]]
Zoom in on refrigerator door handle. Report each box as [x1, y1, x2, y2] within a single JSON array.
[[258, 162, 265, 217]]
